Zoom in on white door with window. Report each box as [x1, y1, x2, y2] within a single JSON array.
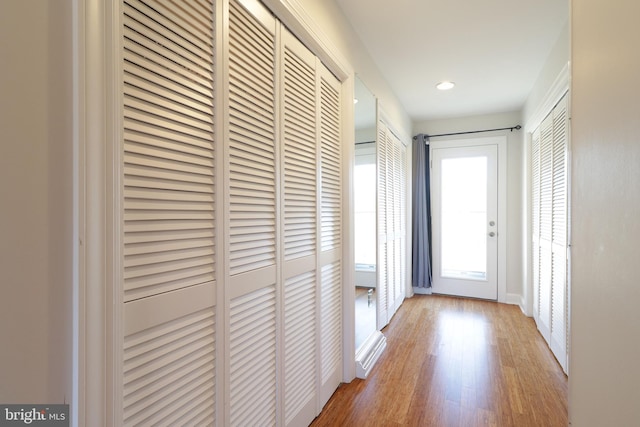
[[431, 139, 501, 300]]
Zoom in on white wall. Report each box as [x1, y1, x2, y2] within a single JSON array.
[[520, 20, 570, 317], [0, 0, 50, 403], [46, 0, 74, 405], [293, 0, 412, 141], [523, 21, 570, 130], [0, 0, 73, 404], [570, 0, 640, 424], [413, 112, 524, 305]]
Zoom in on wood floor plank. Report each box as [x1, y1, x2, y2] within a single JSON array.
[[310, 295, 568, 426]]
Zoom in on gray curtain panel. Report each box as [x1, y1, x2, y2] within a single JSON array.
[[412, 134, 432, 288]]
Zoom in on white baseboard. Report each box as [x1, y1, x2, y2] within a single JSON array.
[[506, 293, 528, 315], [412, 286, 432, 295], [355, 331, 386, 379]]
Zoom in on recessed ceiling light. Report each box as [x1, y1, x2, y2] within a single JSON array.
[[436, 81, 455, 91]]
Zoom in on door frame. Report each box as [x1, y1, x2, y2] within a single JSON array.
[[429, 135, 507, 303]]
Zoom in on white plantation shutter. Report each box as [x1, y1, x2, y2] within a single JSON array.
[[318, 64, 343, 407], [531, 93, 569, 373], [121, 0, 216, 424]]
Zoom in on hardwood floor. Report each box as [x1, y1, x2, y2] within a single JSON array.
[[311, 295, 568, 426]]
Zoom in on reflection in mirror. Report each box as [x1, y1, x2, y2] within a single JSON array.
[[354, 76, 377, 352]]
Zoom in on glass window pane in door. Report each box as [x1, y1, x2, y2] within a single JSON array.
[[440, 156, 487, 280]]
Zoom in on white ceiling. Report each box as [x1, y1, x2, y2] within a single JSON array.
[[336, 0, 568, 121]]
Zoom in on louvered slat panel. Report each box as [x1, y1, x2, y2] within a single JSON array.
[[393, 136, 402, 232], [377, 242, 389, 329], [398, 143, 407, 309], [550, 96, 568, 371], [551, 245, 567, 352], [386, 133, 394, 242], [539, 115, 552, 336], [539, 115, 554, 242], [392, 135, 404, 311], [320, 75, 342, 252], [377, 126, 387, 237], [394, 238, 402, 310], [552, 100, 568, 246], [531, 129, 541, 319], [531, 129, 541, 238], [229, 286, 277, 427], [123, 307, 215, 426], [377, 124, 389, 327], [123, 0, 215, 302], [539, 243, 552, 336], [284, 271, 316, 425], [531, 93, 569, 373], [283, 40, 317, 261], [228, 0, 276, 276], [125, 1, 212, 72], [320, 261, 342, 383], [385, 125, 395, 305], [388, 238, 396, 310]]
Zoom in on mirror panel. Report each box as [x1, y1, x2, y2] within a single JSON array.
[[354, 76, 377, 351]]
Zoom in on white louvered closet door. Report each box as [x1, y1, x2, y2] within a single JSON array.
[[318, 63, 343, 408], [121, 0, 217, 425], [226, 1, 278, 425], [550, 95, 569, 372], [385, 130, 396, 318], [376, 121, 408, 329], [376, 124, 390, 329], [227, 1, 344, 425], [116, 0, 344, 424], [532, 128, 541, 325], [392, 136, 407, 314], [280, 28, 318, 427], [531, 93, 569, 373]]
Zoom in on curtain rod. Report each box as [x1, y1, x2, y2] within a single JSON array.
[[414, 125, 521, 140]]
